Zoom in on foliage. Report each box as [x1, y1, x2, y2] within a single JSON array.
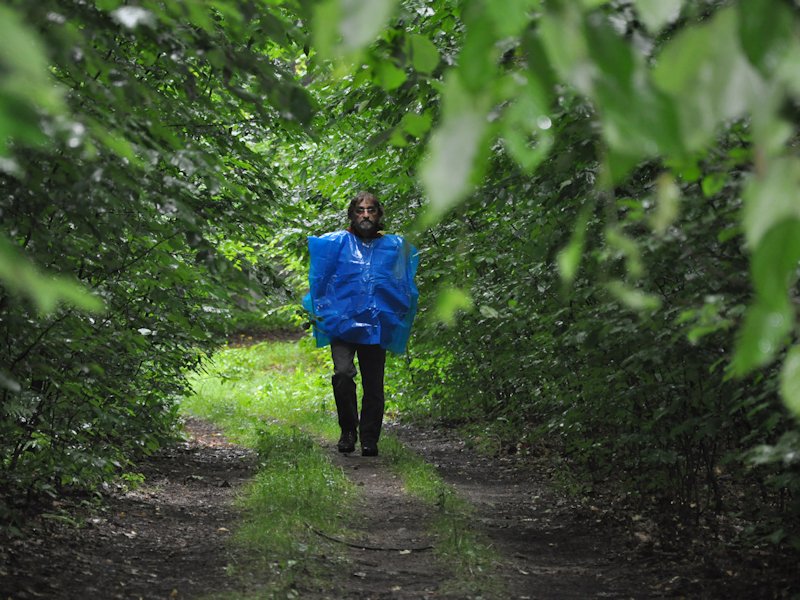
[[281, 0, 800, 544], [0, 0, 313, 508]]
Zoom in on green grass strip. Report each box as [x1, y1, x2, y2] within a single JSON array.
[[231, 424, 353, 595], [380, 435, 500, 595], [183, 338, 499, 597], [183, 339, 351, 596]]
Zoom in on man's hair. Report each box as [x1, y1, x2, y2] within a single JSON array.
[[347, 191, 384, 223]]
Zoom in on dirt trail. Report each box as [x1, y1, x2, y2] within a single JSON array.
[[299, 452, 453, 599], [2, 418, 796, 599], [388, 423, 799, 599], [1, 419, 256, 600], [301, 432, 652, 600], [389, 423, 655, 599]]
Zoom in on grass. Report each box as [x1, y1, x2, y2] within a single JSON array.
[[184, 337, 338, 444], [183, 338, 351, 596], [182, 337, 499, 597]]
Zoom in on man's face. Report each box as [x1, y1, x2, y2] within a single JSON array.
[[352, 198, 380, 236]]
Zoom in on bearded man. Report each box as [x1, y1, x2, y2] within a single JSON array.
[[303, 191, 419, 457]]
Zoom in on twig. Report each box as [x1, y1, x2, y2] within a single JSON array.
[[307, 524, 433, 552]]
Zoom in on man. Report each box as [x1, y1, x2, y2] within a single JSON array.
[[303, 192, 419, 457]]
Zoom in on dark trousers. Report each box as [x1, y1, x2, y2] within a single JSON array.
[[331, 339, 387, 446]]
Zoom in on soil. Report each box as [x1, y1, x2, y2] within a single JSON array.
[[2, 418, 798, 599], [0, 419, 257, 600], [387, 424, 799, 599]]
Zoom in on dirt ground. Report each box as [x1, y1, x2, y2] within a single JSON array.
[[388, 424, 799, 599], [0, 420, 257, 600], [1, 418, 798, 599]]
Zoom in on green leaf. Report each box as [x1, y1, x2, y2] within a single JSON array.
[[376, 60, 407, 91], [650, 173, 680, 235], [500, 74, 554, 172], [731, 217, 800, 376], [313, 0, 399, 59], [408, 34, 440, 75], [605, 226, 644, 279], [780, 345, 800, 419], [738, 0, 793, 76], [389, 128, 408, 147], [0, 370, 21, 393], [458, 10, 498, 94], [485, 0, 541, 38], [633, 0, 683, 33], [731, 303, 792, 375], [606, 281, 662, 311], [0, 235, 104, 314], [501, 110, 553, 173], [46, 277, 106, 313], [777, 39, 800, 98], [0, 6, 66, 154], [538, 6, 591, 95], [435, 287, 473, 326], [0, 6, 64, 112], [751, 219, 800, 311], [742, 157, 800, 249], [584, 13, 683, 163], [522, 28, 557, 109], [557, 205, 591, 284], [479, 305, 500, 319], [419, 76, 489, 225], [401, 111, 432, 138], [652, 7, 762, 152], [701, 173, 727, 198]]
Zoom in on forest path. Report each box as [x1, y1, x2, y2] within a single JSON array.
[[385, 423, 660, 600], [298, 447, 454, 599], [299, 424, 661, 600], [1, 419, 257, 599], [2, 417, 781, 599]]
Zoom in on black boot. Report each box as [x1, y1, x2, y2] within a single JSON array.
[[361, 443, 378, 457], [337, 430, 357, 453]]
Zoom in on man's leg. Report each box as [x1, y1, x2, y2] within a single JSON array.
[[331, 339, 358, 452], [357, 344, 387, 454]]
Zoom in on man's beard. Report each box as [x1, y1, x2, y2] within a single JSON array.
[[353, 218, 378, 235]]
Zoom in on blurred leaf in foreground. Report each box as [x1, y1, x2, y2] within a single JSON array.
[[0, 5, 65, 155]]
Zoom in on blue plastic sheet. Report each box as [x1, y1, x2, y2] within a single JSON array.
[[302, 231, 419, 354]]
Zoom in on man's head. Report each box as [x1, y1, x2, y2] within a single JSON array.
[[348, 191, 383, 238]]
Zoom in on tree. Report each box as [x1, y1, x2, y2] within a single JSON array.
[[0, 0, 313, 506]]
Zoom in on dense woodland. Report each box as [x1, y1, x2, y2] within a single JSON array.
[[2, 0, 800, 552]]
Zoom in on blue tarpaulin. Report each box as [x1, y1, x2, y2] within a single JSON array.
[[302, 230, 419, 354]]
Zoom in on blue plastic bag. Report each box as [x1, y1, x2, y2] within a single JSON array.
[[302, 231, 419, 354]]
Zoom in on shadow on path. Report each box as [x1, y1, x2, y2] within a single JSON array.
[[1, 419, 255, 600]]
